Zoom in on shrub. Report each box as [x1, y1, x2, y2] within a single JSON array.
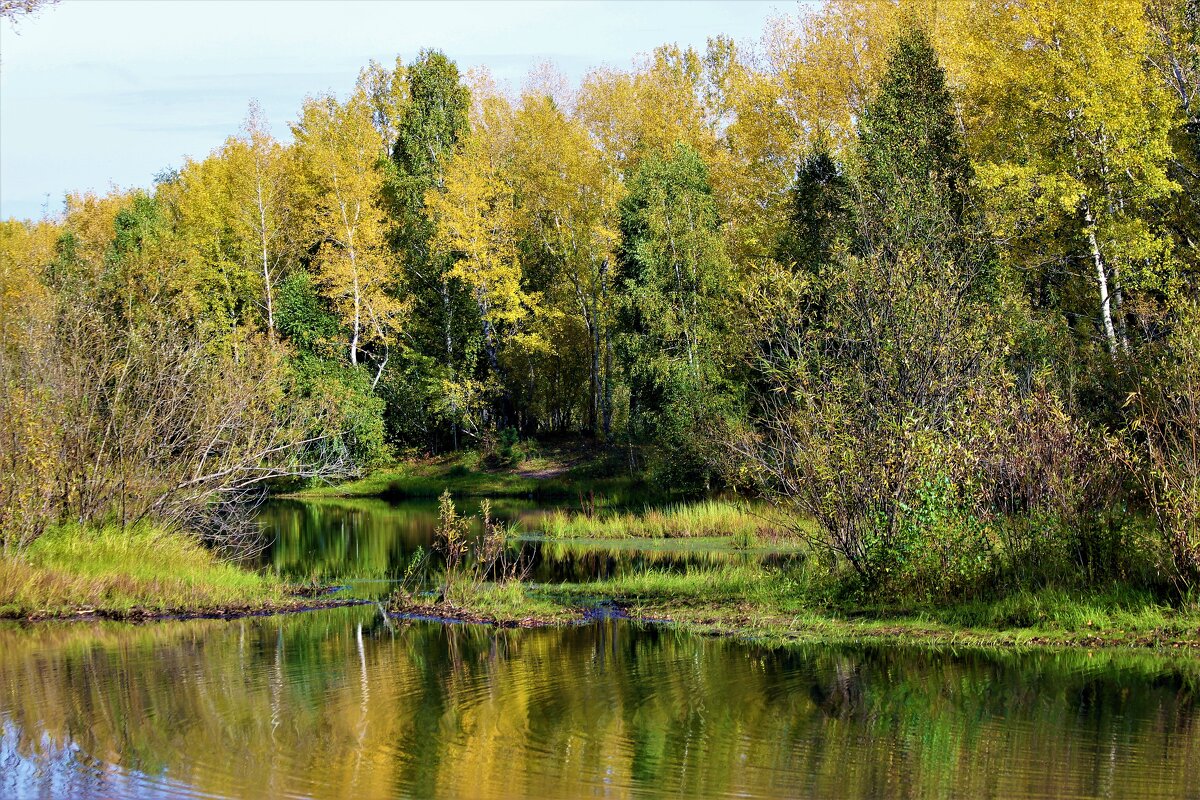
[[429, 492, 529, 603], [1131, 301, 1200, 590]]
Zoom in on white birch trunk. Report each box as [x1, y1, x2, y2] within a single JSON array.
[[1082, 198, 1118, 356]]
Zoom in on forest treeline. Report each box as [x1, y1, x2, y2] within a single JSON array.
[[2, 0, 1197, 597]]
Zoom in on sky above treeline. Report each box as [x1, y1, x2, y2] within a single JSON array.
[[0, 0, 797, 220]]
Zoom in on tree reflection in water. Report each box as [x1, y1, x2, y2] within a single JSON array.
[[1, 606, 1197, 799]]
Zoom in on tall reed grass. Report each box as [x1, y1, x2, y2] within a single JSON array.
[[539, 500, 795, 543]]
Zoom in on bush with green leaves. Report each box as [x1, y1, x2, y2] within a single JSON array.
[[739, 30, 1007, 590], [274, 269, 389, 470]]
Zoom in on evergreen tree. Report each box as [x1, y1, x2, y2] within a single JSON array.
[[390, 49, 471, 259], [777, 147, 855, 274], [747, 29, 1005, 584], [857, 29, 972, 222], [385, 50, 479, 449]]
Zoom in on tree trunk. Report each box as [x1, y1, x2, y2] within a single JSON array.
[[601, 259, 613, 439], [591, 323, 601, 437], [1082, 198, 1119, 355], [481, 314, 501, 376], [255, 166, 275, 340], [1111, 261, 1129, 353], [350, 271, 360, 366], [442, 278, 453, 367]]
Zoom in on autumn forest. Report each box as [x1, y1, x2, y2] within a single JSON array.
[[2, 0, 1199, 603]]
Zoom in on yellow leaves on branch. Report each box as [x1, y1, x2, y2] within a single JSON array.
[[511, 91, 620, 331], [0, 219, 56, 346], [955, 0, 1180, 296], [427, 89, 539, 343], [293, 89, 407, 364]]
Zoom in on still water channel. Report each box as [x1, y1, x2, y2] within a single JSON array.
[[2, 498, 1198, 799]]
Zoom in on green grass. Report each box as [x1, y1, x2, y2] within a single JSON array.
[[545, 564, 797, 616], [538, 500, 802, 543], [290, 449, 648, 502], [581, 569, 1200, 648], [908, 586, 1194, 636], [527, 535, 804, 566], [0, 523, 291, 619], [388, 559, 1200, 649]]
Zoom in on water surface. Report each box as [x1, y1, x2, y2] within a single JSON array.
[[2, 607, 1197, 799], [253, 497, 793, 593], [2, 498, 1197, 799]]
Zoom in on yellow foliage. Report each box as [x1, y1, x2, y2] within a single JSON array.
[[0, 218, 57, 347], [293, 88, 408, 368], [428, 88, 539, 340]]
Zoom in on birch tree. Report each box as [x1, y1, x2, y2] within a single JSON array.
[[426, 91, 532, 383], [165, 105, 299, 344], [512, 91, 622, 436], [230, 102, 296, 339], [618, 142, 734, 485], [959, 0, 1179, 355], [293, 89, 406, 385]]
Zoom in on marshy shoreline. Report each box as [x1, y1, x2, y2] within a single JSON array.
[[7, 459, 1200, 655]]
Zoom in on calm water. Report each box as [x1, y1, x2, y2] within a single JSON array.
[[1, 498, 1198, 799], [252, 497, 794, 592]]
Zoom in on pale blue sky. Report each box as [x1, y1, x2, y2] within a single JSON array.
[[0, 0, 805, 220]]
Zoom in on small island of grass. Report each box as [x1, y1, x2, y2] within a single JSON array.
[[382, 490, 1200, 650]]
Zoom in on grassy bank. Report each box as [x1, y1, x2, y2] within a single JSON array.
[[390, 564, 1200, 649], [567, 568, 1200, 648], [290, 449, 648, 502], [0, 524, 331, 620]]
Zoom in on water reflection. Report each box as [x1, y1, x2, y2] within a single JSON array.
[[254, 498, 795, 591], [1, 608, 1197, 799]]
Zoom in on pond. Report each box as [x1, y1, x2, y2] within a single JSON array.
[[2, 498, 1197, 799], [251, 497, 798, 593]]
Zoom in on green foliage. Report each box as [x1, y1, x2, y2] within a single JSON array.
[[274, 269, 388, 470], [289, 354, 388, 470], [479, 426, 523, 468], [108, 192, 162, 259], [375, 351, 443, 446], [391, 49, 471, 203], [857, 30, 973, 217], [865, 475, 994, 602], [618, 142, 730, 384], [618, 142, 737, 489], [275, 270, 342, 354], [384, 49, 485, 451], [745, 26, 1009, 591], [777, 146, 855, 274], [1131, 300, 1200, 588]]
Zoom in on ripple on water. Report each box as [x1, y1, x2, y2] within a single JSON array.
[[1, 601, 1198, 798]]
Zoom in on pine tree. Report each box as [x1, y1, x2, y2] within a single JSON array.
[[857, 29, 973, 232], [777, 146, 855, 273]]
